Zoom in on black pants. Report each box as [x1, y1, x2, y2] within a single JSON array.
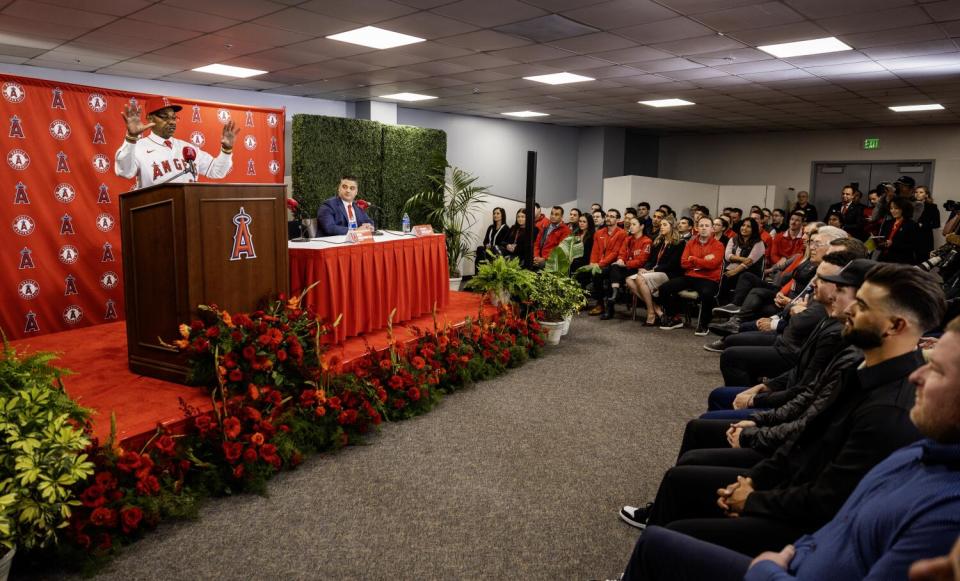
[[577, 266, 613, 302], [720, 343, 794, 386], [657, 275, 719, 326], [622, 525, 751, 581], [607, 264, 637, 286], [730, 272, 764, 305], [677, 419, 766, 467], [739, 287, 780, 321], [646, 464, 811, 556]]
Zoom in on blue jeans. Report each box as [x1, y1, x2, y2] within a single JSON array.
[[622, 525, 751, 581], [706, 386, 748, 410]]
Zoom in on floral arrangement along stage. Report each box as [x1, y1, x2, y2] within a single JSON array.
[[9, 295, 546, 575]]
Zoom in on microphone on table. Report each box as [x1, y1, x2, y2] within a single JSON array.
[[182, 146, 198, 179], [358, 202, 385, 236]]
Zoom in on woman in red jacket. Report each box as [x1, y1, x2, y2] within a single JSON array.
[[657, 217, 725, 335], [626, 217, 685, 326], [601, 217, 652, 320]]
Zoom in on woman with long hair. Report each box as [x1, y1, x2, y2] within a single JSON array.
[[914, 185, 941, 259], [503, 208, 539, 268], [600, 217, 652, 320], [878, 196, 920, 264], [569, 213, 596, 274], [713, 215, 730, 247], [474, 206, 509, 272], [626, 216, 685, 326], [716, 217, 766, 308]]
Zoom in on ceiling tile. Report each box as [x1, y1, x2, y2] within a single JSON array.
[[879, 52, 960, 71], [695, 2, 805, 31], [658, 66, 731, 80], [97, 19, 203, 43], [547, 31, 636, 53], [432, 0, 546, 28], [286, 37, 377, 59], [805, 61, 887, 76], [405, 60, 475, 75], [727, 21, 829, 45], [634, 57, 703, 72], [443, 52, 520, 69], [817, 6, 931, 36], [782, 0, 914, 20], [215, 23, 315, 47], [690, 47, 774, 66], [651, 34, 747, 56], [561, 0, 677, 29], [435, 29, 532, 51], [345, 50, 433, 67], [163, 0, 288, 20], [538, 54, 612, 70], [717, 59, 795, 73], [589, 45, 674, 63], [586, 64, 647, 78], [489, 43, 573, 62], [861, 40, 959, 61], [923, 0, 960, 22], [126, 4, 240, 33], [395, 40, 474, 60], [377, 10, 479, 39], [495, 14, 599, 43], [252, 8, 359, 36], [447, 69, 515, 82], [3, 0, 116, 28], [615, 17, 715, 44], [36, 0, 152, 16], [843, 24, 947, 49], [298, 0, 418, 24], [783, 51, 871, 67], [741, 68, 816, 82]]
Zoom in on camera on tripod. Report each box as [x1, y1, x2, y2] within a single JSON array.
[[944, 200, 959, 213]]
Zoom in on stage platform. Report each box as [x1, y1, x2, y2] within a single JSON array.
[[10, 291, 487, 447]]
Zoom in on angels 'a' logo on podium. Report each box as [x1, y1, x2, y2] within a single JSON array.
[[88, 93, 107, 113], [2, 82, 25, 103], [229, 207, 256, 261], [99, 271, 119, 289], [49, 119, 71, 140], [58, 245, 79, 264], [62, 305, 83, 325], [17, 279, 39, 300], [96, 213, 115, 232], [12, 215, 34, 236], [7, 149, 29, 170], [92, 153, 110, 173], [243, 135, 257, 150], [54, 183, 76, 203]]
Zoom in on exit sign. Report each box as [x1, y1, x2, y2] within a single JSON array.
[[863, 138, 880, 150]]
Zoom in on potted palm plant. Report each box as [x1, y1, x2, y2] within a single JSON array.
[[404, 164, 490, 289], [465, 255, 536, 306], [530, 271, 588, 344]]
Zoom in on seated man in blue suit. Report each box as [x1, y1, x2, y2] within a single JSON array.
[[317, 174, 375, 236]]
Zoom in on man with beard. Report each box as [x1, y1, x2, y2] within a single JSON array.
[[620, 312, 960, 581], [115, 97, 237, 189], [618, 264, 945, 556]]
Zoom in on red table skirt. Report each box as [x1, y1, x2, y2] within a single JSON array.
[[289, 235, 450, 343]]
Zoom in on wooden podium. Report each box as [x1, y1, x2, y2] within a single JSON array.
[[120, 183, 289, 383]]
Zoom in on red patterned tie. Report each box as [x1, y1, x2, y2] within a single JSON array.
[[163, 140, 172, 149], [348, 204, 355, 221]]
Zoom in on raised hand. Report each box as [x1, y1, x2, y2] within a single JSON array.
[[121, 101, 154, 137], [221, 119, 240, 148]]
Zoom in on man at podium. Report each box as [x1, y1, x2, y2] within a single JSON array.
[[114, 96, 238, 189], [317, 175, 375, 235]]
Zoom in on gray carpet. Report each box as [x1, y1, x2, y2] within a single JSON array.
[[68, 312, 722, 580]]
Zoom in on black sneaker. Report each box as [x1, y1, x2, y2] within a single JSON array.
[[708, 319, 740, 336], [694, 325, 710, 336], [713, 303, 741, 315], [619, 503, 653, 529], [703, 339, 725, 352], [658, 316, 683, 330]]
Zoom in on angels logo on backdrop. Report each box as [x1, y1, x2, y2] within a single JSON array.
[[269, 136, 278, 153], [2, 82, 25, 103], [49, 120, 71, 140], [51, 87, 66, 110], [245, 110, 254, 127], [60, 214, 75, 235], [56, 151, 70, 173], [247, 159, 256, 176], [96, 213, 115, 232], [92, 153, 110, 173], [87, 93, 107, 113], [101, 242, 115, 262], [97, 184, 111, 204], [12, 215, 34, 236], [58, 245, 79, 264], [7, 149, 29, 170], [104, 299, 118, 320], [99, 271, 118, 289], [229, 207, 256, 261], [217, 109, 231, 124], [24, 311, 39, 334], [9, 115, 24, 138], [190, 131, 205, 147], [268, 160, 280, 175], [62, 305, 83, 324], [267, 113, 278, 128], [64, 274, 78, 296], [13, 182, 29, 205], [17, 280, 39, 300], [244, 135, 257, 150], [53, 183, 76, 203], [18, 247, 35, 269], [92, 122, 106, 144], [192, 104, 201, 123]]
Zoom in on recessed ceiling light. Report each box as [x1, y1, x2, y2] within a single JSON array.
[[503, 111, 549, 117], [327, 26, 425, 50], [523, 72, 594, 85], [639, 99, 695, 108], [380, 93, 437, 102], [889, 104, 945, 112], [757, 36, 852, 58], [192, 64, 267, 78]]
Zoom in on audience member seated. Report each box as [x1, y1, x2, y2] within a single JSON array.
[[600, 217, 652, 320], [531, 205, 571, 270], [621, 311, 960, 581], [580, 209, 627, 315], [618, 264, 946, 557], [915, 185, 941, 260], [533, 202, 549, 231], [657, 217, 725, 336], [626, 216, 685, 327], [769, 208, 786, 235], [568, 213, 595, 275], [717, 217, 766, 308], [474, 206, 509, 273], [566, 207, 582, 234], [503, 208, 538, 268], [826, 211, 843, 229], [878, 196, 921, 265], [592, 208, 604, 228], [766, 211, 806, 273], [713, 215, 731, 247], [677, 216, 694, 241], [636, 202, 654, 237]]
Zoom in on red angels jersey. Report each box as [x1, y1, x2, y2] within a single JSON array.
[[114, 133, 232, 189]]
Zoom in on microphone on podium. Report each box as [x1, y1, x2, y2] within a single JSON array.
[[182, 146, 197, 179]]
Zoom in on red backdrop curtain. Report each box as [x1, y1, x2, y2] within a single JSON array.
[[0, 74, 285, 340]]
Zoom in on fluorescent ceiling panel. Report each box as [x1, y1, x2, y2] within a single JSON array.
[[503, 111, 549, 117], [327, 26, 425, 50], [758, 37, 852, 58], [192, 64, 267, 78], [523, 72, 594, 85], [888, 104, 944, 112], [380, 92, 437, 101], [638, 98, 695, 107]]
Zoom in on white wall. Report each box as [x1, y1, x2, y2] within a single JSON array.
[[397, 107, 580, 207], [602, 175, 775, 218]]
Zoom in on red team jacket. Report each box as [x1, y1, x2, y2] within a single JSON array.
[[681, 237, 725, 281], [591, 227, 627, 267], [619, 235, 653, 269], [533, 222, 572, 259], [769, 229, 806, 264]]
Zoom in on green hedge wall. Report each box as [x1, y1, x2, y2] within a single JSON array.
[[291, 114, 446, 229]]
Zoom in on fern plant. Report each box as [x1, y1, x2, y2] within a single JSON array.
[[403, 164, 490, 277], [465, 255, 536, 305]]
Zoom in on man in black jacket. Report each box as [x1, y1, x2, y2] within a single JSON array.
[[619, 264, 946, 556], [827, 184, 867, 240]]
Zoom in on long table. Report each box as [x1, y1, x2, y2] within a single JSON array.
[[288, 232, 450, 343]]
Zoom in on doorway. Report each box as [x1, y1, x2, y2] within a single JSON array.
[[810, 160, 934, 218]]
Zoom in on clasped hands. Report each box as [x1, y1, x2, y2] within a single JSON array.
[[717, 475, 753, 517], [725, 420, 755, 448]]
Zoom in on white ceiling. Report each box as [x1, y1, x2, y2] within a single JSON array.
[[2, 0, 960, 132]]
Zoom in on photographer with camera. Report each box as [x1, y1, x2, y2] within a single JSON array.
[[944, 199, 960, 237]]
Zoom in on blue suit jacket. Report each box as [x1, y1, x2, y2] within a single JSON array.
[[317, 196, 375, 236]]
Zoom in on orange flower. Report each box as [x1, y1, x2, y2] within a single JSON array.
[[222, 311, 234, 327], [247, 383, 261, 400], [179, 323, 191, 338], [287, 296, 300, 310], [174, 339, 189, 349]]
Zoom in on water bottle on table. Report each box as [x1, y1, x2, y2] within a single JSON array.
[[402, 213, 411, 234]]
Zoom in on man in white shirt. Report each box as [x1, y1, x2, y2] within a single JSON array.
[[114, 96, 237, 189]]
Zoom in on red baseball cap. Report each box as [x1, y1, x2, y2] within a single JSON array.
[[143, 96, 183, 116]]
